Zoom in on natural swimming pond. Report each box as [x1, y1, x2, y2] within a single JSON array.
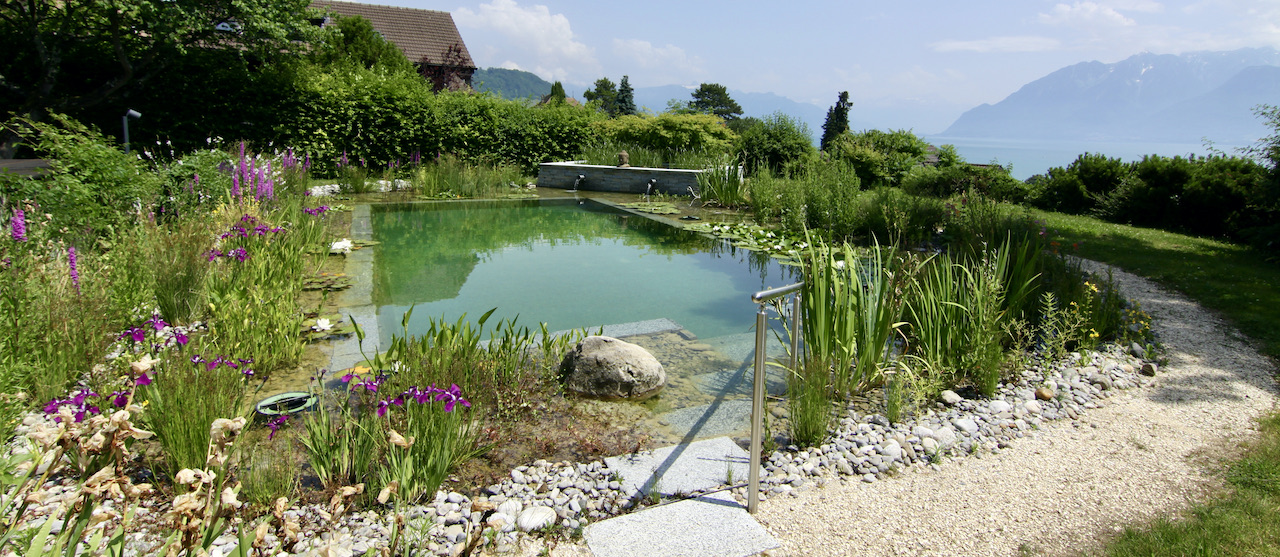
[[370, 198, 798, 345], [368, 198, 799, 443]]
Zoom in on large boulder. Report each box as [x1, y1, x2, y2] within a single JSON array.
[[559, 336, 665, 400]]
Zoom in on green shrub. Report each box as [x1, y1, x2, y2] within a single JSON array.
[[0, 114, 159, 245], [827, 129, 928, 187], [738, 112, 816, 176], [592, 113, 736, 158], [902, 163, 1028, 203]]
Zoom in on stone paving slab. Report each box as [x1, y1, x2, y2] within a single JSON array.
[[604, 436, 753, 496], [583, 491, 779, 557]]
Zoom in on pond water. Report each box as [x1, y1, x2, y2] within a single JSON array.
[[370, 199, 798, 345], [368, 198, 801, 444]]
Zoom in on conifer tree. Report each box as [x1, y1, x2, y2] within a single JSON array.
[[616, 76, 637, 116], [820, 91, 852, 152], [548, 81, 567, 104]]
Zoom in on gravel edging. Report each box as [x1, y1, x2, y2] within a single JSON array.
[[751, 259, 1279, 557]]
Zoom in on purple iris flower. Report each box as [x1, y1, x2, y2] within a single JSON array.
[[112, 390, 130, 408], [434, 384, 471, 412], [268, 415, 289, 440], [135, 373, 152, 387], [174, 331, 189, 346]]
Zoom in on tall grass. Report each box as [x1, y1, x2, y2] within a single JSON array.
[[142, 347, 249, 480], [408, 155, 526, 198], [146, 217, 214, 325], [696, 154, 747, 207], [203, 197, 324, 377], [799, 239, 904, 397], [788, 356, 833, 447]]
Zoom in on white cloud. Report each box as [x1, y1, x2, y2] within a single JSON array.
[[612, 39, 705, 74], [1040, 2, 1138, 27], [453, 0, 597, 81], [931, 36, 1062, 53]]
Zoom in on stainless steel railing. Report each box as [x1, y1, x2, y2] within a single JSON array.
[[748, 282, 802, 513]]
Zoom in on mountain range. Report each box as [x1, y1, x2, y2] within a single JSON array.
[[940, 47, 1280, 144], [473, 46, 1278, 146]]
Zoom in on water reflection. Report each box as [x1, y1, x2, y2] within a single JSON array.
[[370, 199, 799, 345]]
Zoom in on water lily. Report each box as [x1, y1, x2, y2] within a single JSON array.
[[312, 318, 333, 332], [331, 239, 354, 254]]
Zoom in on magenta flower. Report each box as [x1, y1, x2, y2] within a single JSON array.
[[267, 415, 289, 440], [111, 390, 130, 408], [135, 372, 152, 387], [46, 388, 102, 422], [174, 331, 189, 346], [10, 209, 25, 242], [67, 247, 80, 294], [229, 247, 249, 262], [376, 397, 395, 417], [433, 383, 471, 412]]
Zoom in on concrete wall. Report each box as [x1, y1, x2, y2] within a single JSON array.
[[537, 161, 706, 196]]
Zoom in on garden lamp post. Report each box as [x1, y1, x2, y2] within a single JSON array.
[[122, 109, 141, 153]]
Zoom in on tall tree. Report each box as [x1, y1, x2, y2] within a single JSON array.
[[820, 91, 852, 152], [615, 75, 637, 117], [547, 81, 567, 104], [582, 77, 618, 116], [690, 83, 743, 122], [312, 15, 413, 73], [0, 0, 315, 158]]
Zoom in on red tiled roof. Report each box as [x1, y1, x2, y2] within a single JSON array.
[[310, 0, 475, 69]]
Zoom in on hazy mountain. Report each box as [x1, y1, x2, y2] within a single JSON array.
[[941, 47, 1280, 144], [472, 68, 551, 100]]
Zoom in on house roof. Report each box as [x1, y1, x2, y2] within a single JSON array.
[[310, 0, 475, 69]]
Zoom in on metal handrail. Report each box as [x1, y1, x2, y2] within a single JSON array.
[[747, 281, 802, 514]]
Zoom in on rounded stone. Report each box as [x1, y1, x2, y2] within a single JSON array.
[[559, 336, 666, 400]]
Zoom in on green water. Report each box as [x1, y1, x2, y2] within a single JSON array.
[[371, 199, 798, 347]]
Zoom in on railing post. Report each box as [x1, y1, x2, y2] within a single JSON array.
[[748, 282, 803, 514], [749, 306, 767, 514]]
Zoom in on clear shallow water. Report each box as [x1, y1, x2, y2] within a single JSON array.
[[370, 199, 799, 349]]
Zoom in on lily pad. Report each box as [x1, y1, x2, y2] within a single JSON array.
[[621, 202, 680, 215], [303, 273, 354, 291], [301, 314, 356, 341]]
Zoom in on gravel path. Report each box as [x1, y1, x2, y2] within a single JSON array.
[[756, 260, 1278, 556]]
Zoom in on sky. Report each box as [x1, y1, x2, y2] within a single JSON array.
[[378, 0, 1280, 133]]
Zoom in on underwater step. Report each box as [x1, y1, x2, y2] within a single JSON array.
[[655, 399, 754, 440], [691, 368, 788, 398], [603, 436, 755, 497]]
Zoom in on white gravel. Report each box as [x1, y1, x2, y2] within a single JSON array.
[[755, 260, 1279, 556]]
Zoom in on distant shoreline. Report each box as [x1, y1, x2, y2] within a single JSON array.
[[925, 136, 1244, 180]]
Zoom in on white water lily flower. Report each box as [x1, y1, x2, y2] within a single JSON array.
[[312, 318, 333, 332], [330, 239, 354, 254]]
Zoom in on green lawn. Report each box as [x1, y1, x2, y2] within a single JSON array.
[[1033, 210, 1280, 361], [1025, 210, 1280, 556]]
